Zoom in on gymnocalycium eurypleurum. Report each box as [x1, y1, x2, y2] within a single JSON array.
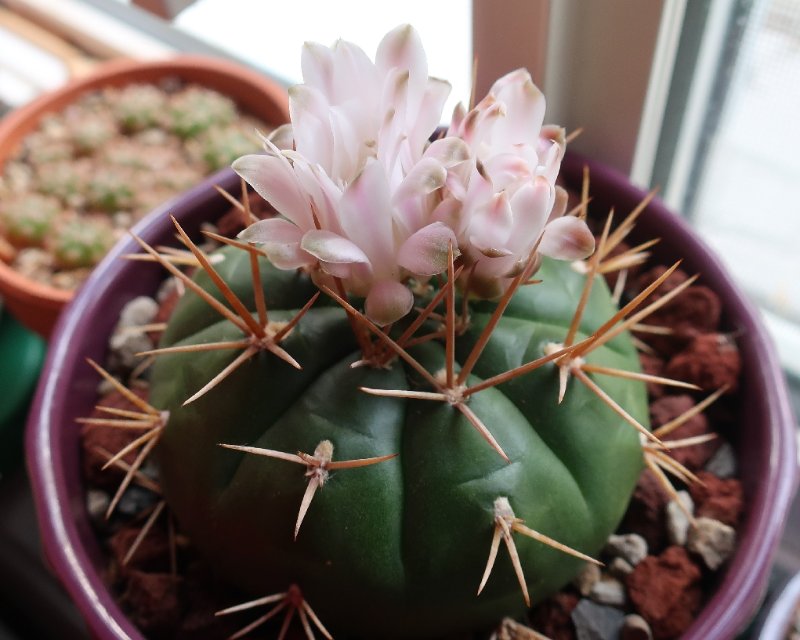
[[85, 25, 715, 640]]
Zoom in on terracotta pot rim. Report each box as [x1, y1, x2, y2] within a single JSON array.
[[26, 156, 799, 639], [0, 54, 289, 336]]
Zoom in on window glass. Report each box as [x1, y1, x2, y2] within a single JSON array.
[[683, 0, 800, 373], [173, 0, 472, 119]]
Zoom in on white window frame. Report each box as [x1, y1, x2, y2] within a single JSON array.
[[473, 0, 677, 182]]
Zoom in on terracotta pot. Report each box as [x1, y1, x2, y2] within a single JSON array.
[[26, 155, 799, 639], [0, 54, 289, 338]]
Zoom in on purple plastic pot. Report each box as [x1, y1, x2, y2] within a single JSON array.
[[756, 571, 800, 639], [26, 154, 799, 639]]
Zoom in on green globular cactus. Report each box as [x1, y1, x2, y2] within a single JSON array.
[[70, 113, 118, 154], [86, 168, 135, 213], [192, 124, 261, 171], [148, 244, 648, 638], [112, 84, 168, 132], [0, 193, 60, 248], [166, 86, 237, 139], [35, 160, 88, 205], [50, 217, 114, 269]]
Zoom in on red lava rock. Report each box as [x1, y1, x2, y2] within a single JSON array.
[[649, 395, 719, 471], [620, 470, 671, 552], [109, 525, 171, 574], [689, 471, 744, 526], [81, 388, 150, 488], [638, 352, 667, 399], [529, 591, 578, 640], [632, 267, 722, 355], [665, 333, 741, 392], [626, 546, 703, 639], [150, 286, 182, 343], [121, 570, 181, 634], [635, 266, 691, 297]]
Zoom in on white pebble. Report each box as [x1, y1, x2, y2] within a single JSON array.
[[704, 441, 737, 479], [687, 516, 736, 570], [604, 533, 648, 566], [590, 578, 627, 607], [573, 561, 601, 596], [666, 490, 694, 546]]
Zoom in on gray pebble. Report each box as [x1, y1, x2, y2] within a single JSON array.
[[97, 377, 117, 396], [571, 598, 625, 640], [666, 490, 694, 546], [608, 556, 634, 579], [620, 614, 653, 640], [589, 577, 627, 607], [86, 488, 110, 523], [109, 330, 153, 371], [687, 516, 736, 570], [117, 296, 159, 328], [604, 533, 648, 566], [573, 562, 601, 596], [704, 441, 737, 478], [156, 276, 180, 303], [116, 485, 159, 519]]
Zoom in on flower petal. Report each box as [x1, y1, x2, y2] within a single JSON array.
[[289, 84, 333, 169], [423, 136, 471, 167], [267, 124, 294, 150], [393, 157, 446, 204], [364, 279, 414, 326], [238, 218, 310, 269], [506, 177, 551, 252], [338, 159, 394, 275], [483, 153, 532, 191], [397, 222, 458, 276], [490, 69, 546, 150], [300, 41, 333, 94], [331, 39, 379, 104], [469, 192, 513, 253], [232, 154, 313, 229], [376, 24, 427, 81], [539, 216, 595, 260], [300, 229, 370, 264]]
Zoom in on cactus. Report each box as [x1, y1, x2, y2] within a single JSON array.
[[112, 83, 168, 132], [86, 168, 135, 213], [166, 85, 237, 139], [84, 26, 712, 639], [70, 112, 118, 154], [50, 216, 114, 268], [34, 160, 88, 206], [0, 193, 60, 248], [190, 123, 262, 171], [144, 239, 648, 637]]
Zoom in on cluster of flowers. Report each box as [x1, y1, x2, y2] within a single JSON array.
[[235, 25, 594, 325]]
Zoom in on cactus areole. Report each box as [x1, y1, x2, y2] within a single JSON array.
[[149, 243, 648, 638]]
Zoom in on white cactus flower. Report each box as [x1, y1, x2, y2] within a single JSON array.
[[234, 27, 592, 322], [446, 69, 595, 297], [234, 25, 458, 325]]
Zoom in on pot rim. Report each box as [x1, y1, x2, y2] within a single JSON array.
[[757, 570, 800, 639], [0, 53, 289, 337], [26, 155, 799, 640]]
